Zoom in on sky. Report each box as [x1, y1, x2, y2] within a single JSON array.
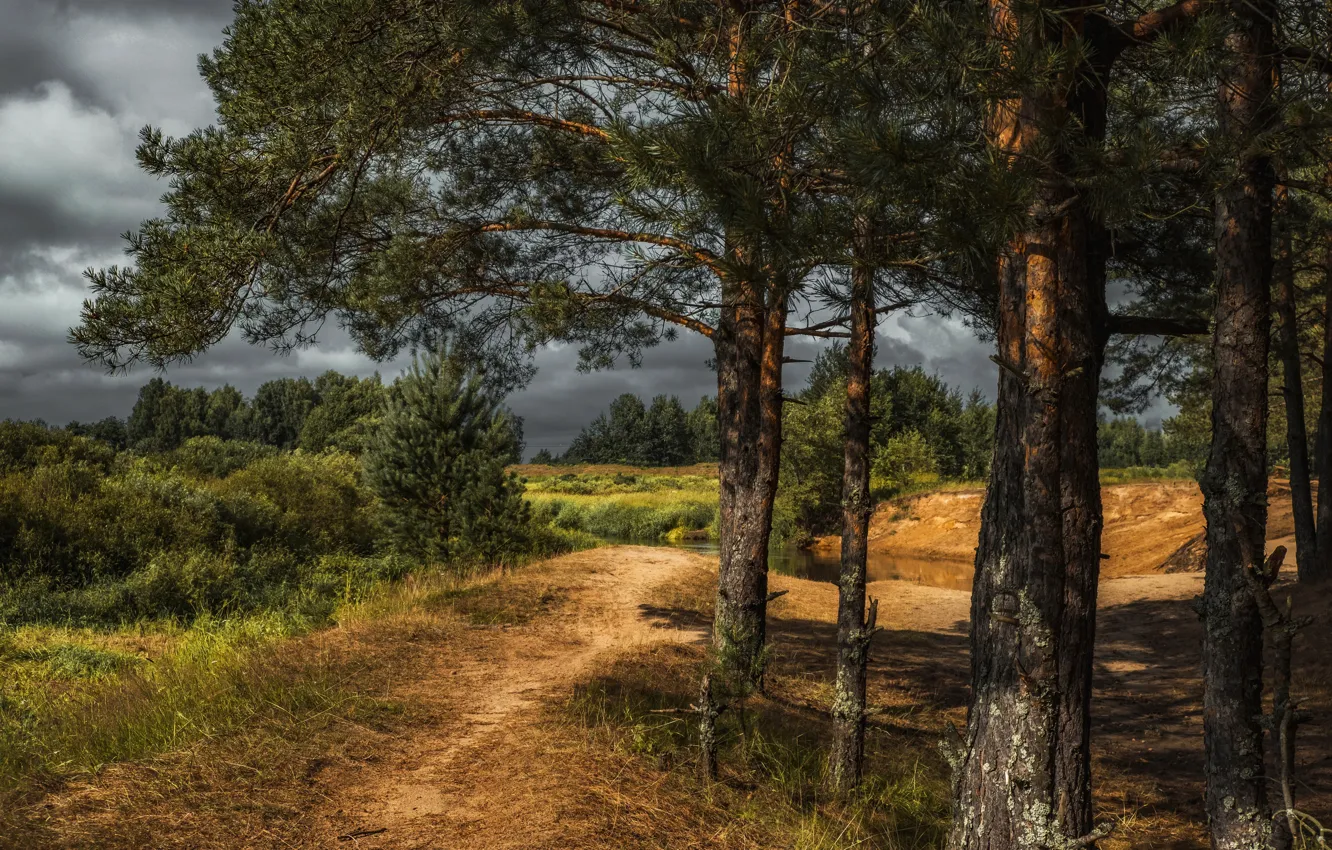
[[0, 0, 1005, 456]]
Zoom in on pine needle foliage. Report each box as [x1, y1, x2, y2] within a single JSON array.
[[364, 347, 529, 569]]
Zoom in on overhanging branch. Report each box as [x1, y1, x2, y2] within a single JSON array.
[[1108, 315, 1209, 336]]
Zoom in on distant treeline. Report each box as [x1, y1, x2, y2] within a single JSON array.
[[65, 372, 520, 463], [61, 370, 1189, 475], [1097, 415, 1198, 470], [533, 394, 719, 466]]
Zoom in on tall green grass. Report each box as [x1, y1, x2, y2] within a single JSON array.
[[528, 492, 719, 541], [1098, 462, 1196, 485], [0, 613, 352, 796]]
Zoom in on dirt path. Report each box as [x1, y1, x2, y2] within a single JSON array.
[[317, 549, 1251, 849], [317, 547, 710, 847], [17, 541, 1328, 849]]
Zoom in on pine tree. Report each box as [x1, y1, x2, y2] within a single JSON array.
[[364, 348, 528, 568]]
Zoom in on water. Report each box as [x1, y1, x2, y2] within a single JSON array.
[[605, 537, 974, 592]]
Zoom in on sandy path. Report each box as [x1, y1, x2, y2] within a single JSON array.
[[321, 547, 709, 847]]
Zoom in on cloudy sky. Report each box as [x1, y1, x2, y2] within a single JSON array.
[[0, 0, 1003, 455]]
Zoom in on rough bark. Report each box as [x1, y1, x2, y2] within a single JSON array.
[[1315, 230, 1332, 578], [713, 274, 785, 688], [948, 208, 1107, 850], [946, 5, 1112, 848], [1201, 1, 1276, 843], [698, 672, 720, 782], [1245, 547, 1298, 850], [830, 222, 878, 792], [711, 10, 786, 690], [1273, 187, 1318, 581]]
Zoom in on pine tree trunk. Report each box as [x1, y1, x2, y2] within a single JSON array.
[[1315, 234, 1332, 579], [1201, 0, 1276, 843], [714, 274, 786, 689], [947, 203, 1105, 849], [947, 6, 1111, 847], [1274, 187, 1318, 581], [830, 222, 877, 792]]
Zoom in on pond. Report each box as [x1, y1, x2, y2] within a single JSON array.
[[604, 537, 974, 592]]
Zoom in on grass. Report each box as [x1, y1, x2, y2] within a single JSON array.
[[0, 612, 353, 800], [562, 644, 950, 849], [1098, 463, 1196, 485], [529, 494, 719, 541], [0, 537, 589, 810], [520, 465, 1202, 547]]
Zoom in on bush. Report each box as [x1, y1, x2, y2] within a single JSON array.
[[531, 497, 717, 541], [158, 436, 277, 478], [217, 452, 381, 558], [872, 430, 938, 493]]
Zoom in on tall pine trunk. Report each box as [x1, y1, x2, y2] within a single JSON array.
[[714, 275, 786, 688], [830, 222, 877, 791], [1274, 187, 1318, 580], [948, 5, 1110, 847], [1201, 0, 1276, 844], [948, 202, 1106, 850], [711, 10, 787, 689], [1315, 232, 1332, 578]]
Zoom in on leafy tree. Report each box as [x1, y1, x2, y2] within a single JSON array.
[[364, 348, 529, 567], [957, 390, 996, 481], [205, 385, 247, 440], [564, 393, 712, 466], [250, 378, 318, 449], [643, 395, 692, 466], [65, 417, 129, 451], [774, 380, 845, 542], [685, 397, 720, 464], [871, 430, 937, 492], [299, 372, 385, 453], [126, 378, 211, 451], [777, 362, 995, 539]]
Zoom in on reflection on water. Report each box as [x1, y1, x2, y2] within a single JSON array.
[[605, 537, 974, 592]]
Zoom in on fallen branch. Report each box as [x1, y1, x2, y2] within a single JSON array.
[[338, 827, 388, 841]]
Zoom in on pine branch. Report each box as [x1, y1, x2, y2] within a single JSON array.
[[1106, 0, 1211, 64], [438, 109, 610, 140], [1107, 315, 1209, 337], [1281, 44, 1332, 77], [476, 220, 723, 272], [784, 299, 915, 336]]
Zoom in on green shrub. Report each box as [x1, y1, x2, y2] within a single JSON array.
[[158, 436, 277, 478], [872, 430, 938, 493], [217, 452, 381, 558], [0, 421, 116, 474]]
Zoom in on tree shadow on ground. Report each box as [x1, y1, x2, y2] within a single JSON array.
[[637, 577, 1332, 847]]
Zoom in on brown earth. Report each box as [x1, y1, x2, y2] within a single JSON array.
[[813, 481, 1301, 578]]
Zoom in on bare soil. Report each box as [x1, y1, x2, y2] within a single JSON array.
[[813, 481, 1301, 579]]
